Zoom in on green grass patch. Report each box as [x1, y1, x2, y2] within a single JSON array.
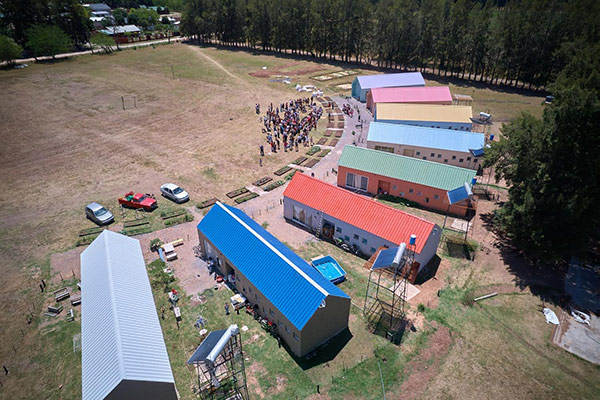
[[78, 227, 103, 237], [263, 180, 285, 192], [226, 187, 249, 198], [274, 166, 292, 176], [234, 192, 259, 204], [197, 197, 219, 209], [76, 234, 99, 246], [123, 218, 150, 228], [160, 209, 186, 219], [306, 146, 321, 156], [121, 226, 153, 236]]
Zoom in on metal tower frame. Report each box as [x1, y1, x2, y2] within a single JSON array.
[[363, 240, 417, 343]]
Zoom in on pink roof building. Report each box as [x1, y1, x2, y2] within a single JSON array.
[[366, 86, 453, 112]]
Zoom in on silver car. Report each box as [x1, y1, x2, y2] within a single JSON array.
[[85, 202, 114, 225], [160, 183, 189, 203]]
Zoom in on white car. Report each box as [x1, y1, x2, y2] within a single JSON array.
[[160, 183, 189, 203]]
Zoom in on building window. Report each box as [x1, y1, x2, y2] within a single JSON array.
[[452, 155, 456, 160], [336, 227, 342, 233], [409, 188, 414, 193], [285, 325, 290, 334], [467, 156, 471, 161], [422, 156, 427, 160], [437, 154, 442, 158], [430, 153, 435, 157], [293, 332, 299, 341], [474, 158, 478, 163], [459, 158, 464, 163], [249, 287, 253, 293], [417, 191, 422, 196], [434, 194, 440, 200], [370, 247, 376, 253], [353, 234, 359, 240], [243, 286, 246, 293], [425, 197, 430, 203], [416, 151, 420, 156], [392, 185, 397, 191], [270, 308, 274, 317], [399, 192, 404, 197], [444, 159, 448, 163], [360, 176, 368, 191], [362, 238, 368, 244], [346, 172, 355, 188], [344, 235, 350, 241], [255, 294, 260, 302], [375, 145, 394, 153]]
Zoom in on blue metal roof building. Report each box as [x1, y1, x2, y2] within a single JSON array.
[[197, 202, 350, 357], [352, 72, 425, 102], [367, 122, 485, 170], [81, 231, 177, 400]]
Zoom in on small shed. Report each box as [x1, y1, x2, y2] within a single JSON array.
[[81, 230, 177, 400], [351, 72, 425, 102]]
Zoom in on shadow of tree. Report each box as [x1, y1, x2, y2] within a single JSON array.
[[477, 210, 568, 307]]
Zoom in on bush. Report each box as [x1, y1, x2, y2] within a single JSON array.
[[379, 193, 420, 208], [417, 303, 425, 313], [0, 35, 23, 65], [148, 260, 174, 293], [150, 238, 164, 252]]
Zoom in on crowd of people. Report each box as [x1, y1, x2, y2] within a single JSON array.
[[257, 98, 324, 156]]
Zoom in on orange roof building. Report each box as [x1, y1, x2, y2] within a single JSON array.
[[283, 173, 441, 270]]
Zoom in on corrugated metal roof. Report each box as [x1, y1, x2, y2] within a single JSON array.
[[370, 86, 452, 104], [447, 183, 473, 204], [376, 103, 472, 123], [197, 203, 348, 331], [81, 231, 174, 400], [355, 72, 425, 89], [283, 174, 436, 254], [367, 122, 484, 153], [338, 145, 477, 191]]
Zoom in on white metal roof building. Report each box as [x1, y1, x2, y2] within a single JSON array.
[[81, 230, 177, 400]]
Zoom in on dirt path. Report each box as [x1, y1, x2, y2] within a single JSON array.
[[188, 46, 251, 88]]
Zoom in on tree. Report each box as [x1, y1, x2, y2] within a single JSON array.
[[0, 35, 23, 65], [161, 16, 170, 25], [25, 25, 73, 59], [112, 8, 128, 26], [128, 8, 159, 30], [90, 32, 115, 53], [484, 44, 600, 260]]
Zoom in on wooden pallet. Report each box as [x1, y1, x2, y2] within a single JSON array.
[[252, 177, 273, 186], [329, 139, 339, 146], [317, 138, 328, 145], [274, 166, 292, 176], [304, 159, 319, 168], [198, 198, 219, 209], [226, 187, 249, 198]]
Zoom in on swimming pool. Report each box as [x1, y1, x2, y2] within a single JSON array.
[[311, 255, 346, 284]]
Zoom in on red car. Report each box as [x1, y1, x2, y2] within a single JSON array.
[[118, 191, 158, 211]]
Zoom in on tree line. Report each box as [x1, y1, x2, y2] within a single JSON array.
[[181, 0, 600, 89]]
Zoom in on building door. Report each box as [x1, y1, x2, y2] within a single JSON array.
[[204, 240, 214, 260], [403, 149, 415, 157], [378, 180, 391, 194]]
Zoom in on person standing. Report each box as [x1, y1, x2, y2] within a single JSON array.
[[259, 144, 264, 156], [225, 302, 230, 315]]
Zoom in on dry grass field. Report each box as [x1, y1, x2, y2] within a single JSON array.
[[1, 42, 597, 399]]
